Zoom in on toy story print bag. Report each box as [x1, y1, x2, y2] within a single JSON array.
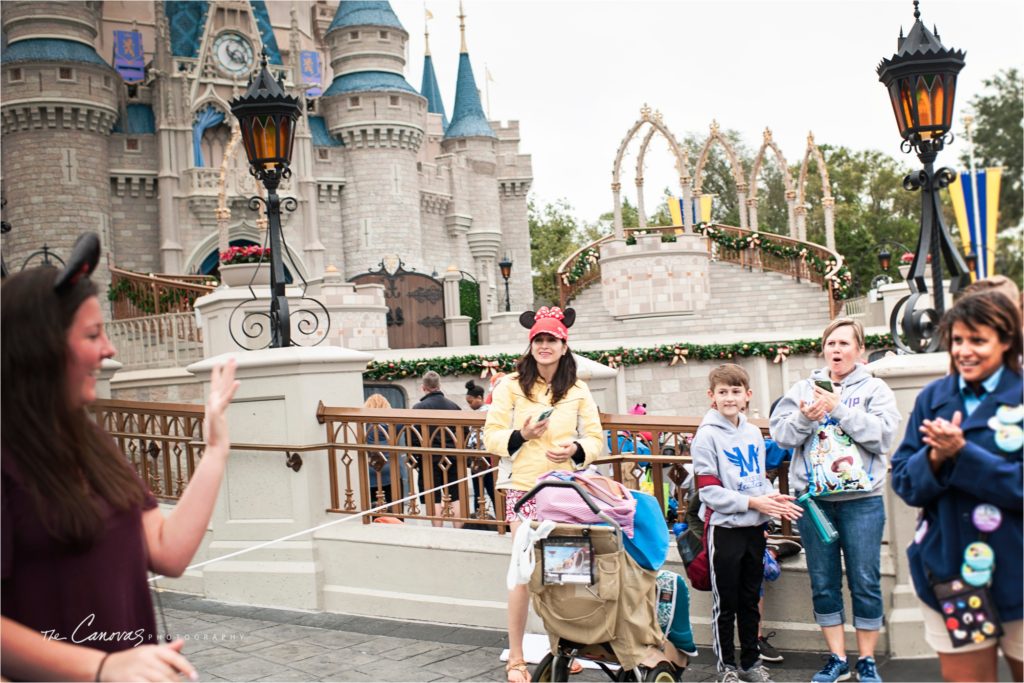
[[804, 416, 872, 496]]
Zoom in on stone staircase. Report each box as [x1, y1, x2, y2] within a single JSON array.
[[567, 260, 834, 341]]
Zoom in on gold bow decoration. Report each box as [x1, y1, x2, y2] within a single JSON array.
[[670, 347, 689, 366], [773, 345, 791, 364], [604, 353, 624, 369], [479, 360, 500, 378]]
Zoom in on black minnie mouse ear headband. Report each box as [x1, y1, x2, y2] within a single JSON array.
[[53, 232, 100, 295], [518, 306, 576, 341]]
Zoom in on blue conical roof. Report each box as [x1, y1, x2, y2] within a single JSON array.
[[444, 52, 495, 139], [420, 54, 448, 130], [328, 1, 404, 35]]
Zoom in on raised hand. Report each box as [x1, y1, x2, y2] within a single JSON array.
[[101, 639, 198, 682], [203, 358, 240, 455], [922, 410, 965, 468]]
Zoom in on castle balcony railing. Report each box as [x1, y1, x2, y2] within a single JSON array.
[[109, 266, 216, 320], [91, 399, 796, 541], [107, 312, 205, 370], [557, 224, 846, 319]]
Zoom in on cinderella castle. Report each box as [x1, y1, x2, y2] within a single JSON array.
[[0, 0, 533, 316]]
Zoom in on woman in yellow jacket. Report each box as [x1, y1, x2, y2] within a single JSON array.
[[484, 307, 605, 683]]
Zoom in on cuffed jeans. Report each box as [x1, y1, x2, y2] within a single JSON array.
[[797, 494, 885, 630]]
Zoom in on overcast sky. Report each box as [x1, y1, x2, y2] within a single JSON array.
[[388, 0, 1022, 224]]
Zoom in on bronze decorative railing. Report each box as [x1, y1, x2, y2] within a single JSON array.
[[555, 223, 845, 319], [90, 399, 207, 500], [93, 399, 795, 540], [109, 266, 216, 320]]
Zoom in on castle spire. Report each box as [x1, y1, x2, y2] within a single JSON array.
[[458, 0, 467, 53], [420, 5, 447, 129], [444, 1, 494, 140]]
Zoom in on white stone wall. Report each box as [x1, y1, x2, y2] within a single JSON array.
[[599, 235, 711, 317]]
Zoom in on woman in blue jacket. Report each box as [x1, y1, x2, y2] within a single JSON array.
[[891, 291, 1023, 682]]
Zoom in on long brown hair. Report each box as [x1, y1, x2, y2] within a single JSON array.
[[941, 289, 1023, 375], [1, 268, 147, 550], [515, 342, 578, 405]]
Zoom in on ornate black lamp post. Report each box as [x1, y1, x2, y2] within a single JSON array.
[[229, 51, 301, 348], [498, 255, 513, 312], [877, 1, 970, 353]]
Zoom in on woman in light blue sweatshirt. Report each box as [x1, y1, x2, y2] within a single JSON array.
[[769, 319, 900, 683]]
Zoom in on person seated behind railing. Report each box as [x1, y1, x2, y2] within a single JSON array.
[[363, 394, 407, 508], [411, 371, 463, 528], [1, 234, 239, 682]]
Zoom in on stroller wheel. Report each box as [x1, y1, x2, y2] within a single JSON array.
[[533, 653, 571, 682], [643, 662, 678, 682]]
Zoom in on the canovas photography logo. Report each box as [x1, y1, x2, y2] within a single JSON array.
[[40, 614, 247, 648]]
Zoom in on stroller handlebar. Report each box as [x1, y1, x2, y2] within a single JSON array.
[[512, 480, 622, 532]]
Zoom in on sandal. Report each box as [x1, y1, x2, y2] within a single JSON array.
[[569, 658, 583, 674], [506, 659, 531, 683]]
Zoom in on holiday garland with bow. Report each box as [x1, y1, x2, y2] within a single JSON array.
[[694, 223, 854, 299], [363, 334, 894, 381]]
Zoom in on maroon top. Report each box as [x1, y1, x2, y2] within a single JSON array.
[[1, 450, 159, 651]]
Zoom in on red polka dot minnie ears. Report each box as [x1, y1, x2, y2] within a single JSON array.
[[54, 232, 100, 295], [519, 306, 576, 342]]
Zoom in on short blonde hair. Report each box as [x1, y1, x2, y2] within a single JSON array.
[[363, 393, 391, 409], [821, 318, 865, 350]]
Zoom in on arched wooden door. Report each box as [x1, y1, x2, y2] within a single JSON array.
[[351, 260, 445, 349]]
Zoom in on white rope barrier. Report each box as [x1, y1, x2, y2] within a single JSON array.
[[149, 464, 500, 583]]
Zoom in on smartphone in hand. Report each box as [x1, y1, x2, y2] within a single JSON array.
[[813, 379, 834, 393], [537, 408, 554, 422]]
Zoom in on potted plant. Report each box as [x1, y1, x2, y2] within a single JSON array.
[[897, 252, 931, 280], [218, 245, 272, 287]]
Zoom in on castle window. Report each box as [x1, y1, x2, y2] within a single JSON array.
[[348, 96, 360, 109], [125, 138, 141, 152], [389, 95, 400, 107], [8, 68, 23, 83], [379, 30, 389, 40], [103, 75, 112, 89], [57, 67, 75, 82], [349, 31, 360, 40], [317, 148, 330, 162]]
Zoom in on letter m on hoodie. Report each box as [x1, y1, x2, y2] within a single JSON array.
[[725, 444, 760, 477]]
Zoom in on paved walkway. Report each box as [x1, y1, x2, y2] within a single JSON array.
[[156, 591, 987, 682]]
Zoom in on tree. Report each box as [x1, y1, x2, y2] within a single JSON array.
[[528, 197, 588, 306], [960, 68, 1023, 285]]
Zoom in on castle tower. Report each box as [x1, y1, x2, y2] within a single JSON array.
[[0, 1, 119, 284], [320, 0, 427, 275], [440, 4, 503, 313]]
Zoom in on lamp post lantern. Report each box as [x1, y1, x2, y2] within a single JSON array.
[[229, 50, 301, 348], [876, 0, 970, 353], [498, 255, 513, 312]]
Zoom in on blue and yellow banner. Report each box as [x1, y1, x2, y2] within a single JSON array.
[[948, 168, 1001, 280], [668, 196, 713, 226], [113, 30, 144, 83], [300, 50, 322, 97]]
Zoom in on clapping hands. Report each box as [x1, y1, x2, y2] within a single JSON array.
[[921, 410, 965, 471], [749, 492, 803, 520]]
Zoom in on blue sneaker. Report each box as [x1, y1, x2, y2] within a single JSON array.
[[855, 657, 882, 682], [811, 654, 851, 682]]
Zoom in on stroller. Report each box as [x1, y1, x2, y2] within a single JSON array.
[[514, 480, 688, 682]]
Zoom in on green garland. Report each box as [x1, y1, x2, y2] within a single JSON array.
[[562, 247, 601, 286], [363, 334, 895, 380], [694, 223, 854, 299], [107, 279, 207, 314]]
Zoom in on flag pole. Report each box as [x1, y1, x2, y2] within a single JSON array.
[[963, 114, 985, 278]]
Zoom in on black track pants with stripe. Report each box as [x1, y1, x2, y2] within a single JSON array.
[[709, 524, 766, 671]]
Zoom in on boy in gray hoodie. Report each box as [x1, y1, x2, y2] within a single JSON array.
[[692, 365, 802, 683]]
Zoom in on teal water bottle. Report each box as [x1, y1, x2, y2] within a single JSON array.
[[798, 492, 839, 545]]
